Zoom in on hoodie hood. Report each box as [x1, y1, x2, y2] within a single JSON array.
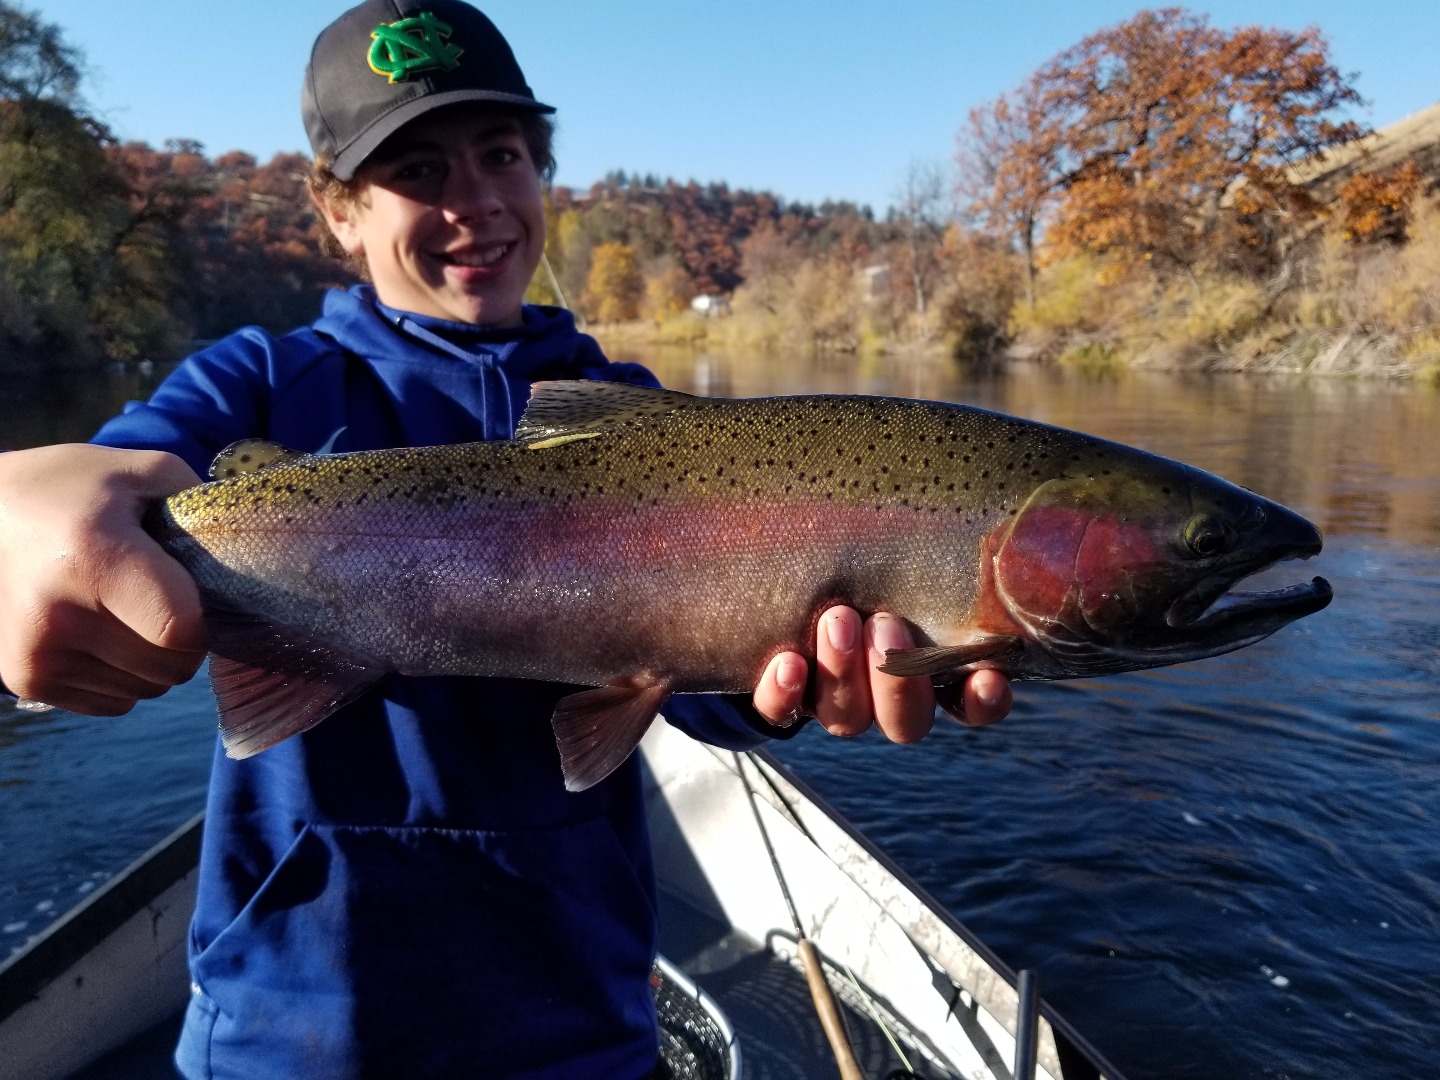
[[310, 285, 654, 442]]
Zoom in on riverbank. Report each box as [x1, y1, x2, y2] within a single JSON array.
[[592, 316, 1440, 382]]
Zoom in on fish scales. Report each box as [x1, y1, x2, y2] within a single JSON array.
[[163, 396, 1084, 685], [150, 381, 1332, 789]]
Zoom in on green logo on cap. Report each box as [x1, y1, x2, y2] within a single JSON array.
[[368, 12, 463, 83]]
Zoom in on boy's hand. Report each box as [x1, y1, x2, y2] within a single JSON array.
[[0, 445, 209, 715], [751, 606, 1013, 740]]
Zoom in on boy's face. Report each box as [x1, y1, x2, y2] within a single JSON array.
[[319, 107, 545, 327]]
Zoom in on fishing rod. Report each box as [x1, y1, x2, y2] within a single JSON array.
[[744, 753, 1043, 1080], [734, 752, 865, 1080]]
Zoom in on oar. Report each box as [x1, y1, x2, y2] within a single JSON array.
[[735, 753, 865, 1080]]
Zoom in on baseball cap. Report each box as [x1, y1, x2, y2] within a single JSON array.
[[303, 0, 555, 181]]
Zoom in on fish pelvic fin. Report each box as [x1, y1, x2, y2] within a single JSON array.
[[516, 380, 696, 443], [204, 603, 388, 758], [551, 680, 674, 792], [878, 635, 1026, 679], [209, 439, 313, 480]]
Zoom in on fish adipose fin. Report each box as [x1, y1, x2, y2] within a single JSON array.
[[203, 603, 387, 758], [209, 439, 313, 480], [516, 381, 696, 444], [879, 635, 1025, 678], [551, 680, 674, 792]]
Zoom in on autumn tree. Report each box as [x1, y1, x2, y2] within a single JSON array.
[[582, 241, 643, 323], [1335, 162, 1423, 245], [640, 256, 692, 321], [961, 7, 1366, 280], [889, 159, 954, 322], [960, 82, 1065, 305]]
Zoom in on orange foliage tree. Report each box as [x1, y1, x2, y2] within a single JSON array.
[[961, 7, 1366, 281], [1335, 162, 1423, 245], [582, 241, 643, 323]]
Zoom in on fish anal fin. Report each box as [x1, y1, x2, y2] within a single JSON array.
[[551, 680, 673, 792], [204, 603, 387, 758], [209, 439, 313, 480], [878, 635, 1025, 679], [516, 381, 695, 443]]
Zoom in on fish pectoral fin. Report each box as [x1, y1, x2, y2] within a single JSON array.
[[515, 380, 696, 443], [878, 635, 1025, 678], [204, 603, 388, 758], [551, 680, 674, 793], [209, 439, 313, 480]]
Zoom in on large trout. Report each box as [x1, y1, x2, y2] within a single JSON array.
[[148, 381, 1332, 790]]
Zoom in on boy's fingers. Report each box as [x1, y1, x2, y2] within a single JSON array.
[[813, 607, 871, 737], [936, 669, 1013, 727], [866, 614, 935, 744], [752, 651, 809, 726], [97, 540, 210, 659]]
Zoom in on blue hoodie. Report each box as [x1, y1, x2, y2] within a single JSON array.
[[93, 285, 783, 1080]]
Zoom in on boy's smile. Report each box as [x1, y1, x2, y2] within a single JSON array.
[[318, 106, 544, 327]]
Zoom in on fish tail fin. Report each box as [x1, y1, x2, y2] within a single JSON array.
[[551, 681, 673, 792], [204, 603, 388, 757]]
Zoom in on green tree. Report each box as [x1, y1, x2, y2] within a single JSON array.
[[0, 3, 200, 361], [0, 1, 82, 105]]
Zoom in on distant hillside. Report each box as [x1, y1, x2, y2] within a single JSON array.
[[1296, 100, 1440, 195]]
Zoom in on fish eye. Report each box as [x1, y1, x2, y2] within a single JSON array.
[[1184, 514, 1236, 557]]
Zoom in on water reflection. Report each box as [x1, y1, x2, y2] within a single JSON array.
[[0, 363, 173, 451]]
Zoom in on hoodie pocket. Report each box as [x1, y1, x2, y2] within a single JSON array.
[[190, 818, 659, 1080]]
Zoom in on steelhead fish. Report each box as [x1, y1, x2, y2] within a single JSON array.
[[146, 381, 1332, 790]]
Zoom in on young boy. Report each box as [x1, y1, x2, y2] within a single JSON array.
[[0, 3, 1011, 1076]]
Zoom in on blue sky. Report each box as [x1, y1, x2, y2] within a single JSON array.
[[30, 1, 1440, 213]]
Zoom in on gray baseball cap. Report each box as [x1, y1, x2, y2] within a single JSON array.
[[302, 0, 554, 181]]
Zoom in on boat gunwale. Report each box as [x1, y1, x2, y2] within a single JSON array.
[[748, 745, 1127, 1080], [0, 812, 203, 1023]]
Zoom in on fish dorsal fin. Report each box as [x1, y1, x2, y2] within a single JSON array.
[[515, 380, 696, 444], [209, 439, 312, 480]]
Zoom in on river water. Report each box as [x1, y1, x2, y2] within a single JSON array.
[[2, 351, 1437, 1080]]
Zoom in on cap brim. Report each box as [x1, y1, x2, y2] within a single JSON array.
[[330, 88, 556, 181]]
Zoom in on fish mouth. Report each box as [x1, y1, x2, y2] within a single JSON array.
[[1165, 564, 1333, 642]]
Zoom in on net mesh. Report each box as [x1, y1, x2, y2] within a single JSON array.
[[652, 963, 734, 1080]]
